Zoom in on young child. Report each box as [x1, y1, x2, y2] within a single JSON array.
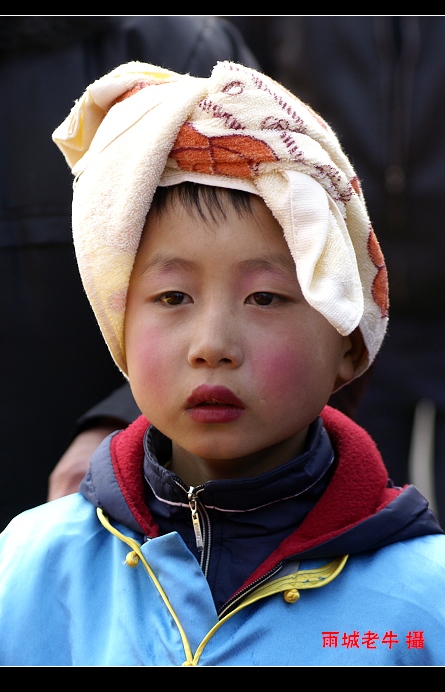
[[1, 61, 444, 666]]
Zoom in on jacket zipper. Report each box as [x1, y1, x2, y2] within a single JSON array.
[[174, 480, 211, 576], [187, 486, 212, 575], [188, 486, 204, 552], [174, 481, 289, 610], [217, 562, 284, 618]]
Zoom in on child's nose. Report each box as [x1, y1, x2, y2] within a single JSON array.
[[187, 308, 244, 368]]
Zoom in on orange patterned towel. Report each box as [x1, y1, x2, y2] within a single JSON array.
[[53, 60, 388, 378]]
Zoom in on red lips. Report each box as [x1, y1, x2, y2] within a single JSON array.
[[186, 385, 245, 408], [185, 385, 245, 424]]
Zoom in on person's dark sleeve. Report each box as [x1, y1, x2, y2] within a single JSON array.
[[74, 382, 141, 436]]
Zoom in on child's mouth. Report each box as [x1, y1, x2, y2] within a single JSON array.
[[186, 385, 245, 408], [186, 385, 245, 423], [197, 399, 234, 406]]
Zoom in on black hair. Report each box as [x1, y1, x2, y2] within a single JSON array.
[[151, 181, 254, 224]]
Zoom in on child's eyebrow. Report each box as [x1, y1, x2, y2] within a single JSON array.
[[237, 255, 296, 276], [134, 254, 197, 277], [134, 253, 296, 278]]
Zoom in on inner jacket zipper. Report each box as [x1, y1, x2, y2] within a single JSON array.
[[178, 480, 286, 616], [188, 486, 204, 551], [174, 480, 211, 576], [181, 484, 286, 617], [170, 479, 296, 617], [179, 483, 288, 616]]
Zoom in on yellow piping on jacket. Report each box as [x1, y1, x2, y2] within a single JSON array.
[[97, 508, 348, 667]]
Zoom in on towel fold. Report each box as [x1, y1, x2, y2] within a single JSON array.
[[53, 60, 388, 377]]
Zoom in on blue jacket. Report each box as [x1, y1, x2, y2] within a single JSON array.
[[0, 407, 444, 666]]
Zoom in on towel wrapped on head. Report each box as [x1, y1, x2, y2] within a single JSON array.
[[53, 60, 388, 378]]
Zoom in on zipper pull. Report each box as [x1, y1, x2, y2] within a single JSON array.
[[188, 487, 204, 552]]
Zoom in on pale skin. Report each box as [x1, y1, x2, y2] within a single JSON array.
[[47, 421, 124, 500], [124, 190, 364, 487]]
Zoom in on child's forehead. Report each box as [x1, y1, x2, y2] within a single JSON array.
[[139, 185, 294, 271]]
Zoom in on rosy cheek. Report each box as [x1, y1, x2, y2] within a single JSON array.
[[253, 343, 308, 402], [126, 328, 172, 397]]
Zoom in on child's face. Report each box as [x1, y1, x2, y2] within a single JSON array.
[[125, 192, 356, 484]]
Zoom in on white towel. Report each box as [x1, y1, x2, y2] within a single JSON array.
[[53, 60, 388, 378]]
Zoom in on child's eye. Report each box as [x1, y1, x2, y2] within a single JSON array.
[[156, 291, 188, 305], [247, 292, 283, 306]]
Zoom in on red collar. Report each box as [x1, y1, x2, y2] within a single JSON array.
[[110, 406, 401, 554], [242, 405, 401, 586]]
